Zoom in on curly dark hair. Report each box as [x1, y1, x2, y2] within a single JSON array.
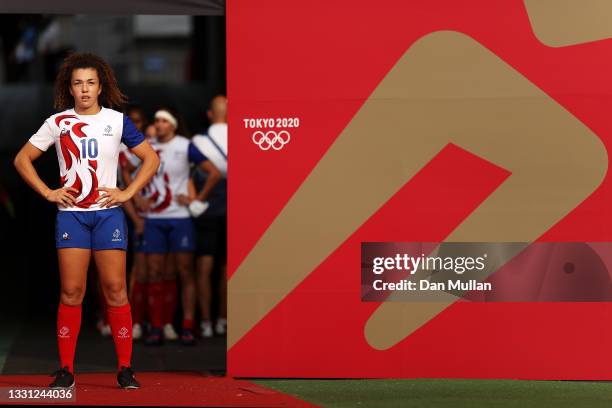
[[53, 52, 127, 110]]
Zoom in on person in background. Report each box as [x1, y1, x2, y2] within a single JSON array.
[[144, 123, 156, 139], [122, 118, 197, 343], [131, 107, 221, 346], [119, 105, 149, 341], [191, 95, 228, 337]]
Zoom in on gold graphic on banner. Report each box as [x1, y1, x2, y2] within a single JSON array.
[[524, 0, 612, 47], [228, 31, 607, 350]]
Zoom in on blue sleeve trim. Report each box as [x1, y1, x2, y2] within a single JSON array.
[[188, 142, 208, 165], [121, 115, 145, 148]]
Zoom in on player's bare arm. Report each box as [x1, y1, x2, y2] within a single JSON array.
[[13, 142, 78, 208], [194, 160, 221, 203]]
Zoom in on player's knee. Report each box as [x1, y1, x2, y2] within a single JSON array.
[[147, 268, 162, 282], [197, 261, 213, 276], [177, 258, 193, 274], [179, 265, 195, 283], [103, 281, 127, 306], [134, 266, 147, 283], [147, 258, 163, 277], [148, 272, 162, 282], [61, 286, 85, 305], [161, 266, 176, 281]]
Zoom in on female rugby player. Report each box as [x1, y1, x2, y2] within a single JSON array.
[[121, 107, 184, 342], [13, 53, 159, 389], [129, 107, 221, 346]]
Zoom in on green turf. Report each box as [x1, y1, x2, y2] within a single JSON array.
[[256, 378, 612, 408]]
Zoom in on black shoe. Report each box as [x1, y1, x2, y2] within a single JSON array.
[[49, 367, 74, 389], [144, 327, 163, 346], [180, 328, 196, 346], [117, 366, 140, 389]]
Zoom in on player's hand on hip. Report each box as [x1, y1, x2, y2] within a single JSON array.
[[45, 187, 79, 208], [97, 187, 131, 208], [177, 194, 193, 206]]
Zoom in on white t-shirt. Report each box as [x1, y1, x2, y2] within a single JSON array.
[[192, 123, 228, 177], [29, 107, 144, 211], [135, 135, 208, 219]]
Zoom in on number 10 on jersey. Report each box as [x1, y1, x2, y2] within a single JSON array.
[[79, 138, 98, 159]]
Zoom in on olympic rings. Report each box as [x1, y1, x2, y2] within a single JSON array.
[[252, 130, 291, 151]]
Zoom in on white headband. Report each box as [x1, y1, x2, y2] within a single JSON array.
[[155, 110, 178, 129]]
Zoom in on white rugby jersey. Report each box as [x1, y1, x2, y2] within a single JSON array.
[[136, 135, 207, 219], [29, 107, 145, 211]]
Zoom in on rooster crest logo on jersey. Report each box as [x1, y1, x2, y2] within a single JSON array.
[[55, 114, 100, 208], [141, 148, 173, 213]]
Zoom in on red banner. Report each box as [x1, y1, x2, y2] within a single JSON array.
[[227, 0, 612, 378]]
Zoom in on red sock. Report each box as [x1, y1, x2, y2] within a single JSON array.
[[163, 279, 177, 325], [57, 303, 82, 373], [147, 282, 165, 329], [131, 282, 148, 324], [182, 319, 194, 330], [107, 303, 133, 370]]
